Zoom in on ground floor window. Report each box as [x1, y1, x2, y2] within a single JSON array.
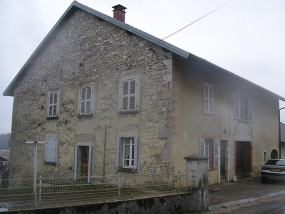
[[200, 139, 219, 170], [116, 136, 138, 169]]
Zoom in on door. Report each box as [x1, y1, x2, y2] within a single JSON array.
[[220, 141, 227, 180], [236, 141, 251, 178], [80, 146, 89, 176]]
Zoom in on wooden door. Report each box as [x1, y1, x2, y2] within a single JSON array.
[[80, 146, 89, 176], [220, 141, 226, 180]]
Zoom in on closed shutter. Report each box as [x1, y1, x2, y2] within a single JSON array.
[[204, 84, 209, 113], [74, 145, 78, 181], [80, 86, 92, 114], [248, 97, 253, 121], [214, 140, 219, 169], [200, 139, 205, 156], [209, 85, 213, 113], [45, 137, 56, 163], [234, 93, 240, 119], [116, 137, 121, 168], [122, 79, 136, 111], [48, 92, 58, 117], [134, 137, 138, 169]]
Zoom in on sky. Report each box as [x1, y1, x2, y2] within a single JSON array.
[[0, 0, 285, 134]]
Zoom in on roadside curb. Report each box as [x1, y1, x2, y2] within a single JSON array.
[[209, 191, 285, 211]]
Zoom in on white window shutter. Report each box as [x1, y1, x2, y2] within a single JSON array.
[[248, 97, 253, 121], [234, 93, 240, 119], [45, 137, 56, 163], [204, 84, 209, 113], [116, 137, 121, 168], [74, 145, 78, 181], [88, 146, 92, 183], [209, 85, 213, 113], [134, 137, 138, 169], [200, 139, 205, 156], [214, 139, 219, 169]]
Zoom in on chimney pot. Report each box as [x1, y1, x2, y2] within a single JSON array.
[[112, 4, 127, 23]]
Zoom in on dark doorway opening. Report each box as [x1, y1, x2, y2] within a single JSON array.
[[79, 146, 89, 177], [236, 141, 251, 178], [220, 141, 228, 181], [271, 149, 278, 159]]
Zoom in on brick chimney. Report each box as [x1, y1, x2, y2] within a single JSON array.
[[112, 4, 127, 23]]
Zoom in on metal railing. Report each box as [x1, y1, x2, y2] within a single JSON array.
[[0, 171, 187, 210]]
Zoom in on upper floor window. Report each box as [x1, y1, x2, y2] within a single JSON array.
[[78, 82, 96, 117], [80, 86, 92, 115], [204, 83, 213, 114], [47, 90, 59, 118], [119, 75, 140, 113], [234, 93, 252, 121]]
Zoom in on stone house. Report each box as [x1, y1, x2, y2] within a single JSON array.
[[3, 2, 284, 184]]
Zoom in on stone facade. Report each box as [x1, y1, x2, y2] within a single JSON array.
[[9, 8, 173, 179]]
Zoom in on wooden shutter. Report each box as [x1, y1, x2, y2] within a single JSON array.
[[129, 80, 136, 110], [248, 97, 253, 121], [214, 140, 219, 169], [74, 145, 78, 181], [48, 92, 58, 117], [116, 137, 121, 168], [234, 93, 240, 119], [204, 84, 209, 113], [80, 87, 86, 114], [88, 146, 92, 183], [200, 139, 205, 156], [80, 86, 92, 114], [209, 85, 213, 113], [134, 137, 138, 169], [122, 81, 129, 110], [45, 137, 56, 163]]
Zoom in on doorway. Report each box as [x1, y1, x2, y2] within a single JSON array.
[[236, 141, 251, 178], [220, 141, 228, 181], [79, 146, 89, 176]]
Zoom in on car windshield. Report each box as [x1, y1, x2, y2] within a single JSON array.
[[265, 160, 285, 166]]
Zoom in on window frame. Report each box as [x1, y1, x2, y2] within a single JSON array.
[[78, 82, 96, 117], [118, 75, 140, 113], [204, 83, 213, 114], [234, 93, 253, 122], [116, 132, 139, 170], [44, 134, 58, 164], [47, 89, 60, 118], [200, 138, 219, 170]]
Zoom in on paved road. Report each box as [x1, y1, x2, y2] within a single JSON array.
[[209, 178, 285, 206], [206, 194, 285, 214]]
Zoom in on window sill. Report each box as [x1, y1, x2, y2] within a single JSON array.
[[46, 116, 58, 120], [234, 118, 252, 123], [77, 114, 93, 118], [44, 161, 56, 165], [117, 167, 137, 172], [119, 110, 139, 114]]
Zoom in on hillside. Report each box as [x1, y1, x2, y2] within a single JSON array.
[[0, 133, 10, 149]]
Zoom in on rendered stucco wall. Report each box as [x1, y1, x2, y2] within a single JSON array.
[[172, 58, 279, 184], [9, 8, 173, 179]]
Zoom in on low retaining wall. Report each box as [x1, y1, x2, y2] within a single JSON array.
[[4, 191, 208, 214]]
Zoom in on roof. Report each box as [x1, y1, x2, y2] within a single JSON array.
[[3, 1, 285, 102], [281, 122, 285, 143]]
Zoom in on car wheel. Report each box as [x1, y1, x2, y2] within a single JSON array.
[[261, 177, 267, 183]]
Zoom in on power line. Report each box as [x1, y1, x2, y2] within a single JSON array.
[[157, 0, 233, 44]]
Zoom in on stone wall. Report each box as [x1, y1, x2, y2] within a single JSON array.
[[9, 8, 173, 179]]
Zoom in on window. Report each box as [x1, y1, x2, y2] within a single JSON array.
[[47, 90, 59, 118], [234, 93, 253, 121], [263, 152, 267, 162], [80, 86, 92, 115], [78, 82, 96, 116], [200, 139, 219, 170], [204, 84, 213, 114], [116, 136, 138, 169], [119, 75, 140, 113], [45, 135, 57, 163]]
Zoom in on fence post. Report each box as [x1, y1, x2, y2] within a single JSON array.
[[39, 175, 42, 205], [118, 172, 121, 197]]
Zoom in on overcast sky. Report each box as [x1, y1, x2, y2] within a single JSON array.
[[1, 0, 285, 134]]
